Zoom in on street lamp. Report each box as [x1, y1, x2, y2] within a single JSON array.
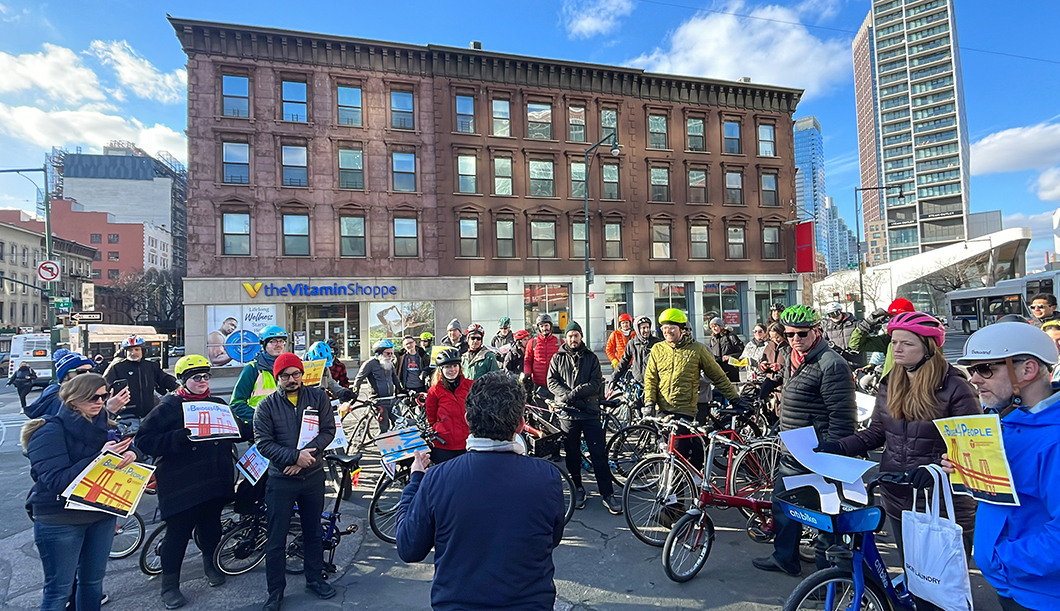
[[0, 165, 56, 349], [853, 184, 904, 315], [583, 132, 620, 349]]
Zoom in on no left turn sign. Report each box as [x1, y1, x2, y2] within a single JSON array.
[[37, 260, 60, 283]]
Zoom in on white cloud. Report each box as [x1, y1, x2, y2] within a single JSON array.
[[1037, 167, 1060, 202], [0, 44, 106, 103], [627, 1, 850, 99], [562, 0, 634, 39], [0, 102, 187, 162], [89, 40, 186, 104], [1004, 211, 1056, 268], [970, 122, 1060, 176]]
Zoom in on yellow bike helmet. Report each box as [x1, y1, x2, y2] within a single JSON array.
[[175, 354, 211, 382], [658, 308, 688, 326]]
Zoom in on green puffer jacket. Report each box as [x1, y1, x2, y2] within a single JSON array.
[[849, 327, 894, 378], [644, 336, 737, 418], [462, 348, 499, 381]]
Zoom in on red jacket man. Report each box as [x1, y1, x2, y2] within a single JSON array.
[[524, 314, 561, 390]]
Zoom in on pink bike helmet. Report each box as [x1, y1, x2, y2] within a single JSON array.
[[887, 311, 945, 347]]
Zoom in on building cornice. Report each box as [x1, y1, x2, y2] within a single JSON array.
[[168, 16, 803, 114]]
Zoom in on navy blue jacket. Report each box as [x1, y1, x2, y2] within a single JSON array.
[[253, 385, 335, 479], [396, 451, 565, 611], [25, 407, 142, 518], [25, 383, 62, 419]]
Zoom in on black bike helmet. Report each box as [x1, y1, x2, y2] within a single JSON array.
[[434, 347, 461, 367], [535, 313, 553, 326]]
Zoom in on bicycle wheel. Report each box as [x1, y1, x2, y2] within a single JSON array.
[[369, 467, 410, 544], [214, 521, 268, 576], [783, 567, 892, 611], [139, 523, 167, 576], [545, 460, 576, 525], [284, 522, 305, 575], [662, 512, 715, 583], [110, 511, 145, 559], [346, 409, 379, 455], [606, 424, 661, 487], [622, 456, 697, 547], [601, 412, 622, 437], [727, 438, 782, 519]]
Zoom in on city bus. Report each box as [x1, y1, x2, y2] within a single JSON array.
[[946, 278, 1029, 333]]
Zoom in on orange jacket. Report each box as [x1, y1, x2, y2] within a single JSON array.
[[605, 329, 634, 367]]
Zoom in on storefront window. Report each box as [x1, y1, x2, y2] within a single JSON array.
[[525, 283, 570, 333], [290, 304, 361, 365], [753, 281, 796, 328], [605, 282, 632, 332], [654, 282, 690, 327], [703, 282, 745, 338]]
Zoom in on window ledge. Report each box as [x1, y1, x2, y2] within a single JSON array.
[[526, 196, 561, 200], [528, 257, 562, 261], [723, 203, 747, 207], [720, 152, 746, 157], [451, 131, 480, 136], [490, 194, 518, 198], [685, 149, 711, 154], [386, 127, 422, 135], [565, 140, 590, 146], [216, 182, 255, 188], [688, 201, 712, 205], [338, 256, 369, 260], [602, 257, 628, 261], [726, 258, 751, 262], [756, 155, 779, 160], [454, 192, 484, 197], [601, 198, 626, 203], [455, 256, 486, 260], [337, 188, 367, 193], [762, 258, 786, 261], [273, 119, 314, 127], [488, 135, 517, 139], [492, 257, 519, 260], [689, 259, 716, 262], [214, 115, 254, 123], [649, 200, 675, 205], [646, 147, 674, 153], [525, 138, 560, 144], [650, 258, 676, 261], [388, 190, 423, 196]]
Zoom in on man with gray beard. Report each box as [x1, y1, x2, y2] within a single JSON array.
[[353, 339, 401, 432]]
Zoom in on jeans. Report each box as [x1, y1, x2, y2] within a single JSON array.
[[35, 516, 116, 611], [264, 469, 326, 596], [160, 498, 227, 576], [770, 456, 834, 572], [560, 417, 613, 498]]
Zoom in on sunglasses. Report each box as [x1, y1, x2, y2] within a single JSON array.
[[90, 393, 109, 403], [1030, 304, 1050, 310], [189, 373, 211, 383], [967, 360, 1027, 380], [783, 330, 812, 338]]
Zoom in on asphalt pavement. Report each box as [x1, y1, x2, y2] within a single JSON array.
[[0, 335, 1007, 610]]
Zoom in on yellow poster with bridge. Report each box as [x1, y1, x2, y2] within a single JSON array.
[[934, 414, 1019, 506], [302, 359, 327, 386], [62, 452, 156, 518]]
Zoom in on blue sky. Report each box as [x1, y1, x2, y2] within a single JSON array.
[[1, 0, 1058, 266]]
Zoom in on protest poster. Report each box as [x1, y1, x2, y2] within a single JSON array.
[[236, 444, 270, 485], [183, 401, 242, 441], [302, 359, 327, 386], [375, 427, 429, 464], [327, 413, 349, 451], [297, 410, 320, 450], [935, 414, 1019, 506], [62, 452, 156, 518]]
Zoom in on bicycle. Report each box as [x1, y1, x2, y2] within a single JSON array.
[[368, 412, 444, 543], [779, 472, 915, 611], [109, 511, 145, 559], [622, 409, 781, 547], [140, 506, 237, 576], [283, 452, 362, 578]]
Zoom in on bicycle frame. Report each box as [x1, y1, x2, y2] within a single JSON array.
[[690, 430, 772, 525]]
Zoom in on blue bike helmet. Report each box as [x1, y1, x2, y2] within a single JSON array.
[[304, 341, 334, 367], [259, 325, 288, 344], [373, 339, 394, 354]]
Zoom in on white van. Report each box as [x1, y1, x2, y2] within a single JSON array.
[[9, 333, 52, 387]]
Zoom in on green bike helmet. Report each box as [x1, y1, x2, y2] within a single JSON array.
[[658, 308, 688, 327], [779, 304, 821, 328]]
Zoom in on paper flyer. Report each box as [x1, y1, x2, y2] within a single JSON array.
[[374, 427, 429, 464], [327, 413, 349, 451], [183, 401, 242, 441], [236, 444, 270, 486], [302, 359, 326, 386], [62, 452, 156, 518], [297, 410, 320, 450], [779, 426, 876, 483], [729, 358, 749, 368], [934, 414, 1019, 506]]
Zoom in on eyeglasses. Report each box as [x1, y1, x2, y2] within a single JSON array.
[[753, 329, 766, 334], [278, 371, 303, 381], [1030, 304, 1049, 310], [71, 369, 91, 376], [189, 373, 211, 383], [382, 351, 394, 357], [90, 393, 108, 403], [783, 330, 812, 338], [967, 360, 1026, 379]]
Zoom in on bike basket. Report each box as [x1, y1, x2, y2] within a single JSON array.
[[775, 487, 884, 535], [526, 417, 563, 458]]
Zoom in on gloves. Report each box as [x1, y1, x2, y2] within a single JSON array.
[[814, 441, 844, 455], [554, 392, 569, 405], [730, 396, 752, 414], [908, 466, 937, 489], [869, 308, 889, 325]]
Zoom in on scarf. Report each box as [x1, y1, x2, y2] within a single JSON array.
[[790, 336, 821, 374], [176, 387, 211, 401], [255, 351, 278, 374], [465, 434, 526, 455]]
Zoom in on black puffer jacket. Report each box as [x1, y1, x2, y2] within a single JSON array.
[[838, 365, 980, 531], [780, 338, 857, 445], [103, 358, 180, 418], [135, 393, 239, 520], [612, 334, 661, 384], [705, 331, 743, 382], [822, 313, 866, 368], [253, 386, 336, 479], [547, 343, 602, 420]]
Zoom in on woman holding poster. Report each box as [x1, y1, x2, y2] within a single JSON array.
[[22, 373, 141, 611], [136, 355, 242, 609]]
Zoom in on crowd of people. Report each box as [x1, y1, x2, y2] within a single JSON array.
[[12, 296, 1060, 611]]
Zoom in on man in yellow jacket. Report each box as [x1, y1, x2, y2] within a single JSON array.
[[643, 308, 747, 421]]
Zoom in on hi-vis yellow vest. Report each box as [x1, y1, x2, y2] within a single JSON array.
[[249, 371, 277, 407]]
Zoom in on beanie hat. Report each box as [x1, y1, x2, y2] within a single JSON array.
[[565, 321, 583, 336], [54, 349, 94, 382], [709, 317, 723, 327], [272, 352, 304, 379], [447, 318, 462, 331]]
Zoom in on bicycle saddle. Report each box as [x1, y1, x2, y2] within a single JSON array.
[[325, 453, 362, 469]]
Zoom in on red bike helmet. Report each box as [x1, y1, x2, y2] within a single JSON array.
[[465, 323, 485, 338], [887, 298, 915, 316], [618, 313, 633, 325], [887, 311, 945, 347], [513, 329, 530, 340]]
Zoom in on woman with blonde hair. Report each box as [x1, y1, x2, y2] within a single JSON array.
[[815, 313, 980, 561]]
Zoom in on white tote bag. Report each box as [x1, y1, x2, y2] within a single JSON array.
[[901, 464, 973, 611]]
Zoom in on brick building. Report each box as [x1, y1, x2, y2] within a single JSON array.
[[171, 17, 806, 364]]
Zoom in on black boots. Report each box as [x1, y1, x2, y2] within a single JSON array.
[[203, 557, 227, 587], [160, 574, 187, 609]]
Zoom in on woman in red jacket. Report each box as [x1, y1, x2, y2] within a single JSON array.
[[424, 348, 473, 463]]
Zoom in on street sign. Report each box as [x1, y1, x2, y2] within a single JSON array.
[[52, 297, 72, 315], [37, 260, 60, 283], [72, 311, 104, 323], [82, 283, 95, 310]]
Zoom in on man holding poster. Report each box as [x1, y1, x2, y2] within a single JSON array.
[[946, 322, 1060, 611], [253, 353, 336, 610]]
